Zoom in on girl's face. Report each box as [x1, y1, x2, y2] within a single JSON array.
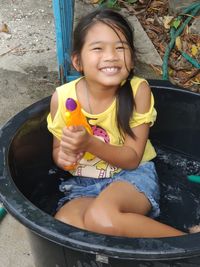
[[72, 22, 133, 89]]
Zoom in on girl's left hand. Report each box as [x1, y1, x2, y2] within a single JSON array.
[[61, 125, 91, 153]]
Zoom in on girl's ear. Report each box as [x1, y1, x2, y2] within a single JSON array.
[[71, 54, 83, 72]]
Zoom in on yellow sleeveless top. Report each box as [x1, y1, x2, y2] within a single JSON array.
[[47, 76, 157, 178]]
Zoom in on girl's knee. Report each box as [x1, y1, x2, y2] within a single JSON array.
[[54, 209, 68, 224], [83, 202, 121, 236], [54, 206, 85, 229]]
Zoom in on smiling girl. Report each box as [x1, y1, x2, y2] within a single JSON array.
[[47, 8, 185, 237]]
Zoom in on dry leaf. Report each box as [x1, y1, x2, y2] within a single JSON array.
[[163, 15, 174, 29], [193, 73, 200, 84], [175, 36, 182, 51], [0, 23, 10, 33], [191, 44, 198, 56], [169, 68, 174, 76], [185, 25, 189, 34]]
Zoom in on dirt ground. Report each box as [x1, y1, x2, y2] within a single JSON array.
[[0, 1, 58, 266], [0, 0, 59, 125]]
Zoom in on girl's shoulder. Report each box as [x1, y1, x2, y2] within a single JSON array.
[[130, 76, 148, 97], [56, 77, 82, 100]]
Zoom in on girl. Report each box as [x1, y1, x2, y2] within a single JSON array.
[[47, 8, 185, 237]]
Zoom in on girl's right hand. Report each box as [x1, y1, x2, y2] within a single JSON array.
[[57, 147, 83, 169], [50, 91, 84, 169], [52, 133, 84, 170]]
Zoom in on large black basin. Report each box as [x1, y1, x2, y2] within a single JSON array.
[[0, 80, 200, 267]]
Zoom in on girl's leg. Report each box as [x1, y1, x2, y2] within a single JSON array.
[[83, 181, 185, 238], [54, 197, 95, 229]]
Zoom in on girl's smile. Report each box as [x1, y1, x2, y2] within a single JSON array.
[[100, 66, 121, 75]]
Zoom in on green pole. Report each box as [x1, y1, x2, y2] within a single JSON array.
[[0, 204, 6, 221]]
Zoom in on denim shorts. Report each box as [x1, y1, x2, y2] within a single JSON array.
[[58, 161, 160, 218]]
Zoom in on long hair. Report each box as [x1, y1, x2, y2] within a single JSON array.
[[72, 8, 136, 138]]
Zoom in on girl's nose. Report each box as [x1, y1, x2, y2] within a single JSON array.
[[103, 47, 119, 61]]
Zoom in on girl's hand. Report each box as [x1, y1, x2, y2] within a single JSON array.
[[61, 125, 91, 154], [57, 147, 83, 169], [50, 92, 87, 169]]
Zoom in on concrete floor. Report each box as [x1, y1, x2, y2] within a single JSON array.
[[0, 1, 57, 266], [0, 0, 162, 266]]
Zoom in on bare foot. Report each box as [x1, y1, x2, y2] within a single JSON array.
[[189, 225, 200, 234]]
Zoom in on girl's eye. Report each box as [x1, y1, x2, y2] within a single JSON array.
[[116, 46, 125, 51], [92, 47, 102, 51]]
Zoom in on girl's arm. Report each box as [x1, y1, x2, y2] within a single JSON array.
[[88, 123, 149, 169], [62, 82, 152, 170], [89, 81, 151, 169]]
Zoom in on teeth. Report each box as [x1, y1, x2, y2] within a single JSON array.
[[101, 67, 119, 73]]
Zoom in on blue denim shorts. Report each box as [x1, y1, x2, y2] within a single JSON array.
[[58, 161, 160, 218]]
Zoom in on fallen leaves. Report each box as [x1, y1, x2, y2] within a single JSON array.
[[135, 0, 200, 92]]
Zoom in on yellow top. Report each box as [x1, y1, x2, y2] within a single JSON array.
[[47, 76, 157, 178]]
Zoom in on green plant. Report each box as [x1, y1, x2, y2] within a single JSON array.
[[99, 0, 120, 9], [98, 0, 138, 9]]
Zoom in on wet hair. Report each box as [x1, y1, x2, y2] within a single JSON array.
[[72, 8, 136, 139]]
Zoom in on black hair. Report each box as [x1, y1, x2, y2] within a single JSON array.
[[72, 8, 136, 139]]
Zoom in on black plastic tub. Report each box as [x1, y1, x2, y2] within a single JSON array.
[[1, 80, 200, 267]]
